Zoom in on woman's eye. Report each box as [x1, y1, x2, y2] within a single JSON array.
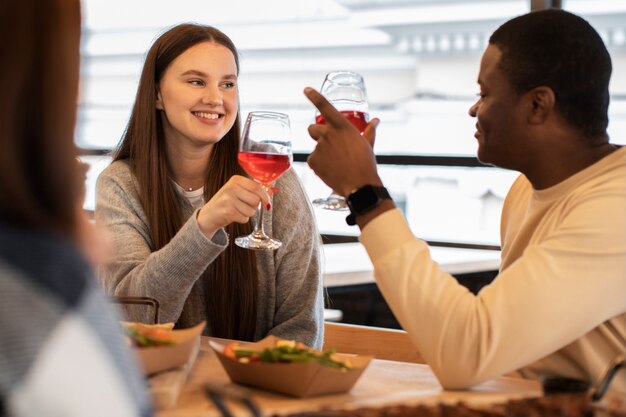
[[222, 81, 236, 89], [189, 79, 205, 86]]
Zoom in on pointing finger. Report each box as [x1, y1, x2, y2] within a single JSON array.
[[303, 87, 350, 128]]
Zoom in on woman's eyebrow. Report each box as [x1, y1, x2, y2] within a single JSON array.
[[180, 70, 237, 79], [180, 69, 207, 77]]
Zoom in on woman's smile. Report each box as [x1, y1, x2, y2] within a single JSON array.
[[192, 111, 223, 123]]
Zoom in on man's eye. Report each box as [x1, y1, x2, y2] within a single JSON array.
[[476, 92, 486, 99]]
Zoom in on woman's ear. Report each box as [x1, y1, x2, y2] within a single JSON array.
[[527, 86, 555, 125], [156, 90, 164, 110]]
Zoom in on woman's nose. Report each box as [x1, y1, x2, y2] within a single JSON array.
[[202, 86, 222, 105]]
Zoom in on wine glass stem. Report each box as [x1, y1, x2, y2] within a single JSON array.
[[251, 202, 266, 238]]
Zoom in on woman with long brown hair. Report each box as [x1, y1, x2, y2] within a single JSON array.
[[0, 0, 151, 415], [96, 24, 323, 347]]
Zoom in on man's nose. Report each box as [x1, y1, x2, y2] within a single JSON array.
[[468, 101, 479, 117]]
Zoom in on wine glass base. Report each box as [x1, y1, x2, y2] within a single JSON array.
[[312, 196, 349, 211], [235, 235, 282, 251]]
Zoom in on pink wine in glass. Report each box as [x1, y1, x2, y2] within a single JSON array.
[[316, 110, 370, 133], [238, 151, 290, 185]]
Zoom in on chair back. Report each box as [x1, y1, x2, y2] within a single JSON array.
[[323, 321, 424, 363]]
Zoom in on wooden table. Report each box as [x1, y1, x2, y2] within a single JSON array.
[[322, 243, 500, 289], [155, 337, 541, 417]]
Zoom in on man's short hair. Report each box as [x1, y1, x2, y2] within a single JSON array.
[[490, 9, 611, 138]]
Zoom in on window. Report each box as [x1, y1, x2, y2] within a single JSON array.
[[79, 0, 626, 248]]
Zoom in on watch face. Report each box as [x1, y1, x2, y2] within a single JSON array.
[[348, 185, 380, 214], [346, 185, 390, 225], [357, 188, 379, 207]]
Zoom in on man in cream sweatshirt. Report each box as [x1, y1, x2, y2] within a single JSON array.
[[304, 9, 626, 391]]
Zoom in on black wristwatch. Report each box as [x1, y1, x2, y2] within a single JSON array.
[[345, 185, 391, 226]]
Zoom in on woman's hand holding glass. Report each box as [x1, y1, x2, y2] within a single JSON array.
[[196, 175, 269, 240]]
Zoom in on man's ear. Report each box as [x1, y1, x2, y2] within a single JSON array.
[[156, 89, 164, 110], [527, 86, 555, 125]]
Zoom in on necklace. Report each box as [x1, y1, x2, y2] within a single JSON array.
[[170, 177, 202, 192]]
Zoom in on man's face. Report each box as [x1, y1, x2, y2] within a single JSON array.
[[469, 45, 527, 170]]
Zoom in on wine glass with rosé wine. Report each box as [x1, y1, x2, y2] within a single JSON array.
[[235, 111, 292, 251], [312, 70, 370, 211]]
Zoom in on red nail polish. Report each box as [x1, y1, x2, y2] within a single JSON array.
[[266, 202, 272, 210]]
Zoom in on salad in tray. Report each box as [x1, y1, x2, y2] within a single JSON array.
[[122, 321, 206, 375], [121, 322, 176, 349], [211, 335, 372, 397], [223, 339, 352, 370], [125, 326, 174, 348]]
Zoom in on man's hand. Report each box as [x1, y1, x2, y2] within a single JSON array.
[[304, 87, 382, 196]]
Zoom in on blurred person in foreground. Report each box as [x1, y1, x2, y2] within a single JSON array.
[[0, 1, 152, 415], [305, 9, 626, 391]]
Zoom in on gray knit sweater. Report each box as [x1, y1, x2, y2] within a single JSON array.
[[95, 160, 324, 348]]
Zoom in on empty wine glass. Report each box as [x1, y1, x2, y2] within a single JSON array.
[[235, 111, 292, 251], [312, 70, 370, 211]]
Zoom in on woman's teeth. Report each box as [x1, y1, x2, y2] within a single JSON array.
[[193, 112, 220, 120]]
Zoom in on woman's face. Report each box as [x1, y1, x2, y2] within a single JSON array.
[[156, 41, 239, 150]]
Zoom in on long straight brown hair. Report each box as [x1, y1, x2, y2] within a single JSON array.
[[0, 0, 82, 238], [114, 24, 258, 341]]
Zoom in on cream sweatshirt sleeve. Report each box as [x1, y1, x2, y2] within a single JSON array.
[[360, 203, 626, 389]]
